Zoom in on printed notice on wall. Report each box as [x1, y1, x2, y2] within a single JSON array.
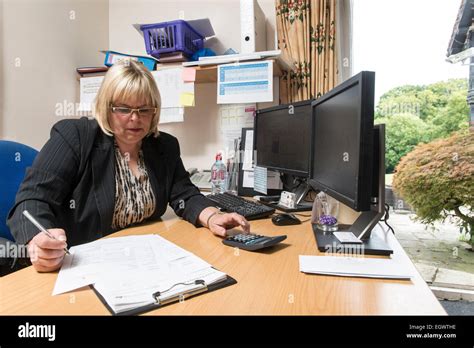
[[79, 76, 104, 112], [217, 61, 273, 104]]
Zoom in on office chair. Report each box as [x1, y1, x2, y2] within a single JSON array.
[[0, 140, 38, 276]]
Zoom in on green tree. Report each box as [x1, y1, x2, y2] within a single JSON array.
[[430, 91, 470, 138], [376, 78, 469, 172], [375, 113, 432, 173]]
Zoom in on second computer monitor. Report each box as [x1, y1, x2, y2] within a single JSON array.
[[254, 100, 313, 177], [310, 71, 375, 212]]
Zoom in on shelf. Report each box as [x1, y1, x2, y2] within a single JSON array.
[[76, 59, 287, 84]]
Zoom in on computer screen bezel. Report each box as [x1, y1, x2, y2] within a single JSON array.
[[253, 99, 313, 177], [309, 71, 375, 212]]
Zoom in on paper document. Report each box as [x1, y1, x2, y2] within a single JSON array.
[[299, 255, 413, 280], [242, 129, 254, 171], [253, 166, 268, 195], [241, 170, 282, 191], [217, 61, 273, 104], [182, 67, 196, 82], [160, 107, 184, 124], [78, 76, 104, 112], [53, 234, 214, 296], [94, 266, 226, 314], [152, 68, 195, 108], [53, 234, 230, 314]]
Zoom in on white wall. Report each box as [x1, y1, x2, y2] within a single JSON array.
[[1, 0, 109, 150], [1, 0, 277, 167], [109, 0, 278, 170]]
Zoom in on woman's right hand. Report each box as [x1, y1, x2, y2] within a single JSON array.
[[27, 229, 68, 272]]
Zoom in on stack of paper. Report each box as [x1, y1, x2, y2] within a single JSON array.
[[53, 235, 228, 314], [299, 255, 413, 280]]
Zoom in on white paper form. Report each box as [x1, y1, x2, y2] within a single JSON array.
[[160, 107, 184, 124], [253, 166, 268, 195], [242, 129, 254, 171], [241, 170, 282, 191], [53, 235, 160, 295], [151, 68, 194, 108], [78, 76, 104, 112], [94, 265, 226, 314], [53, 234, 211, 295], [92, 233, 223, 313], [299, 255, 413, 280], [217, 61, 273, 104]]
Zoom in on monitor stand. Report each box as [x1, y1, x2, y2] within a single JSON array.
[[260, 181, 313, 212], [312, 214, 393, 256]]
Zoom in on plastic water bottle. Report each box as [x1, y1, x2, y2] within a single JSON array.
[[211, 153, 227, 194]]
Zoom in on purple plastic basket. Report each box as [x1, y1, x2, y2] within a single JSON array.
[[140, 20, 204, 59]]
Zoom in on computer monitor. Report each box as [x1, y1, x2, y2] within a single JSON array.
[[254, 99, 312, 177], [310, 72, 374, 211], [309, 71, 392, 255], [254, 100, 314, 212]]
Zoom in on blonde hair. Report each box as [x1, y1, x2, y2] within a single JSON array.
[[93, 60, 161, 137]]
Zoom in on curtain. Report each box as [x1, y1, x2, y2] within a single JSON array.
[[276, 0, 339, 103]]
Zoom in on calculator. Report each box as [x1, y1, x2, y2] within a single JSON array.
[[223, 233, 287, 251]]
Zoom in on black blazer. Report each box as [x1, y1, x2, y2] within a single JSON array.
[[7, 117, 215, 246]]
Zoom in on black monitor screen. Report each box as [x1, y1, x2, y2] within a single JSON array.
[[310, 71, 375, 211], [254, 101, 312, 177]]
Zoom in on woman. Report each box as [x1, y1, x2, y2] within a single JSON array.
[[7, 60, 249, 272]]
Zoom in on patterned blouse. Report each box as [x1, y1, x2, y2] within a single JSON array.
[[111, 143, 156, 230]]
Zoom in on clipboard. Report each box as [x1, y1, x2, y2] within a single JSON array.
[[238, 127, 282, 197], [91, 273, 237, 316]]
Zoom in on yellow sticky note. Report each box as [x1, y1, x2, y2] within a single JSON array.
[[179, 92, 195, 106], [182, 68, 196, 82]]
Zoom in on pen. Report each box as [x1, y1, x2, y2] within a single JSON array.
[[22, 210, 70, 255]]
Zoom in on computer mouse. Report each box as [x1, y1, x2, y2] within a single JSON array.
[[271, 213, 301, 226]]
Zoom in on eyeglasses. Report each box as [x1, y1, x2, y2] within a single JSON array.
[[110, 106, 157, 118]]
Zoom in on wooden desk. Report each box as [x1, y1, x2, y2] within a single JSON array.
[[0, 208, 445, 315]]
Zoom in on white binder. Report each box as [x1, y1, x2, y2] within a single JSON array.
[[240, 0, 267, 54]]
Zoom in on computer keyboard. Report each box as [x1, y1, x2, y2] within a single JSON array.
[[207, 193, 275, 220]]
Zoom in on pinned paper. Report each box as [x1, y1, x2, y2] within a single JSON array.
[[182, 68, 196, 82], [179, 82, 195, 106], [152, 69, 195, 108], [160, 107, 184, 124], [179, 92, 195, 106], [78, 76, 104, 112], [217, 61, 273, 104], [253, 166, 268, 195]]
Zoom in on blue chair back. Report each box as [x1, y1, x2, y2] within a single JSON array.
[[0, 140, 38, 240]]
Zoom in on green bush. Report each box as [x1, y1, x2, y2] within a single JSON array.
[[392, 131, 474, 246]]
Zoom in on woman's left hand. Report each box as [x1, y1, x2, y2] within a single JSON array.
[[208, 212, 250, 237]]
